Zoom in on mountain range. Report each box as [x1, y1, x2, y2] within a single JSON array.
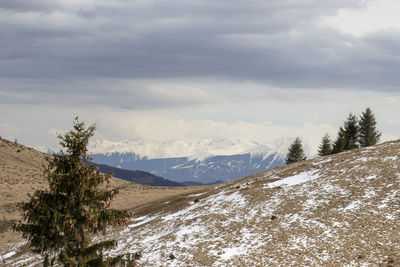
[[88, 138, 289, 184]]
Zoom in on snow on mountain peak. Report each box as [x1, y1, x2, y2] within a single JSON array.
[[89, 137, 292, 160]]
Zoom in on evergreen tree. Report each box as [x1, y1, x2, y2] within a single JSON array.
[[358, 107, 381, 147], [14, 119, 134, 266], [343, 113, 359, 150], [285, 137, 307, 164], [317, 134, 332, 156], [332, 127, 346, 154]]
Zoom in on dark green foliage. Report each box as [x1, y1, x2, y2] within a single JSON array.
[[331, 108, 381, 154], [271, 215, 277, 220], [14, 118, 134, 267], [169, 254, 176, 260], [317, 134, 332, 156], [343, 113, 359, 150], [285, 137, 306, 164], [358, 107, 381, 147], [332, 127, 346, 154], [194, 198, 199, 203]]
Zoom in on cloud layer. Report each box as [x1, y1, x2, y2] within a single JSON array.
[[2, 0, 400, 92]]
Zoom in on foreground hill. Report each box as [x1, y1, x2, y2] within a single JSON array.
[[0, 138, 207, 255], [3, 139, 400, 265]]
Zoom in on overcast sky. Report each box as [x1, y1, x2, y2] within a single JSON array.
[[1, 0, 400, 155]]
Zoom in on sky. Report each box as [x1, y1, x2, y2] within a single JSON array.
[[1, 0, 400, 155]]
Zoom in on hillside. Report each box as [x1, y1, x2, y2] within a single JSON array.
[[95, 164, 185, 187], [0, 138, 207, 255], [3, 139, 400, 265]]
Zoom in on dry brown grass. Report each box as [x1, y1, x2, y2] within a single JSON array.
[[0, 137, 208, 255]]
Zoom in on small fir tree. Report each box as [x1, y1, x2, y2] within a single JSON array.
[[317, 134, 332, 156], [332, 127, 346, 154], [343, 113, 359, 150], [358, 107, 381, 147], [285, 137, 307, 164], [14, 118, 134, 266]]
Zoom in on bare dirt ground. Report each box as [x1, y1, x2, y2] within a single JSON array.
[[0, 138, 208, 254]]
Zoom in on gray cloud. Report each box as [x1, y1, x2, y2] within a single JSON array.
[[1, 0, 399, 96], [0, 77, 217, 111]]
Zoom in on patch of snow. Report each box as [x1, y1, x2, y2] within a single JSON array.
[[350, 164, 366, 171], [356, 157, 377, 163], [128, 215, 159, 228], [312, 158, 332, 166], [320, 183, 347, 195], [378, 203, 387, 209], [289, 235, 309, 250], [365, 175, 377, 180], [386, 214, 395, 220], [186, 192, 207, 198], [363, 188, 376, 199], [12, 255, 40, 266], [162, 203, 201, 221], [206, 191, 247, 214], [303, 198, 318, 210], [1, 251, 16, 259], [343, 200, 362, 212], [175, 224, 205, 239], [220, 247, 246, 260], [378, 189, 398, 209], [265, 170, 320, 188], [131, 215, 148, 221], [383, 156, 398, 161]]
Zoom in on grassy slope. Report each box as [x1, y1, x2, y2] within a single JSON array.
[[0, 138, 207, 255], [93, 140, 400, 266], [3, 139, 400, 266]]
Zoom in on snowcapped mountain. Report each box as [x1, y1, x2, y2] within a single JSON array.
[[89, 137, 294, 160], [88, 138, 289, 184], [90, 151, 285, 184]]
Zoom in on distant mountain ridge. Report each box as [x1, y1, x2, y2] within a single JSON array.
[[90, 151, 285, 184], [95, 164, 185, 187]]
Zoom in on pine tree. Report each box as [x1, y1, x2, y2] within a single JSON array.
[[14, 118, 134, 266], [332, 127, 346, 154], [343, 113, 359, 150], [285, 137, 307, 164], [317, 134, 332, 156], [358, 107, 381, 147]]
